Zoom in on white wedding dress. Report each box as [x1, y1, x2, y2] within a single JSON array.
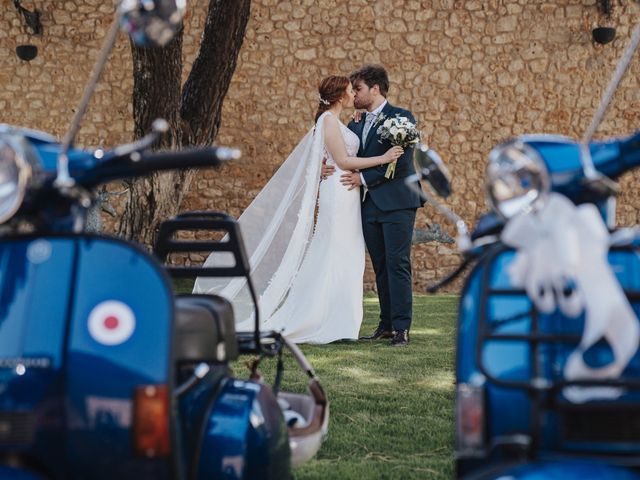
[[193, 111, 365, 344], [266, 112, 365, 342]]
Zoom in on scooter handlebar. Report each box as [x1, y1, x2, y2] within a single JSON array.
[[140, 146, 241, 168], [75, 146, 241, 187]]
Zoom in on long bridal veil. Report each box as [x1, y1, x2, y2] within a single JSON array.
[[193, 116, 326, 331]]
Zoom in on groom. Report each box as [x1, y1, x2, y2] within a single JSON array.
[[327, 64, 424, 346]]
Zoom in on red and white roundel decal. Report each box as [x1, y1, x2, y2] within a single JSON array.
[[88, 301, 136, 346]]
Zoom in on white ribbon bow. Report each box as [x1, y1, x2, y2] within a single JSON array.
[[501, 193, 639, 403]]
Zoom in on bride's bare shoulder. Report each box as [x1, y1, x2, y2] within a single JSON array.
[[322, 112, 342, 131]]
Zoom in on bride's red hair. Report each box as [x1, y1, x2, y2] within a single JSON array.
[[314, 75, 350, 123]]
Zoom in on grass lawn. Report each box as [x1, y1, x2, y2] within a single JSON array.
[[240, 294, 458, 480], [175, 280, 458, 479]]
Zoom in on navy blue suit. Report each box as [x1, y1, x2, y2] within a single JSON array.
[[348, 102, 424, 332]]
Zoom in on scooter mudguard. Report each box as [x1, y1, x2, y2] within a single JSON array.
[[466, 460, 640, 480], [197, 379, 291, 480], [0, 235, 174, 479]]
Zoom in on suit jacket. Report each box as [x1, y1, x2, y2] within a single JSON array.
[[347, 102, 425, 212]]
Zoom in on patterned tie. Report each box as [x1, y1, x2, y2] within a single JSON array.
[[362, 112, 376, 144]]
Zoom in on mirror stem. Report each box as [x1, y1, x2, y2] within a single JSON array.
[[409, 175, 471, 252], [56, 15, 122, 188], [425, 190, 470, 251], [582, 24, 640, 148]]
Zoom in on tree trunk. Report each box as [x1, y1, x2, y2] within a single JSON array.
[[180, 0, 251, 146], [117, 0, 251, 246], [117, 30, 184, 244]]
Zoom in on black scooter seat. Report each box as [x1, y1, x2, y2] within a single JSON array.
[[174, 294, 239, 363]]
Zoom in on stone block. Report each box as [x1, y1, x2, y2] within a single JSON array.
[[294, 48, 317, 60], [496, 15, 518, 33], [374, 33, 390, 50]]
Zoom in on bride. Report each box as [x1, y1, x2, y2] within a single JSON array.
[[194, 75, 401, 344]]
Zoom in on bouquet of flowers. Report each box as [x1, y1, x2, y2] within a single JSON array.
[[376, 115, 421, 178]]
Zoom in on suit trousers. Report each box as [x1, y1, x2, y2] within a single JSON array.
[[361, 197, 416, 332]]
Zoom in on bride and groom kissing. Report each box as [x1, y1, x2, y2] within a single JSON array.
[[194, 64, 424, 347]]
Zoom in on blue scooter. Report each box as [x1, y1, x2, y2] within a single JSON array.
[[408, 25, 640, 480], [0, 1, 328, 478]]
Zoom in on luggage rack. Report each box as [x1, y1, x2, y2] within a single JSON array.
[[154, 210, 272, 354], [474, 242, 640, 459]]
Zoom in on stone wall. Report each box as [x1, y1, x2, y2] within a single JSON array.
[[1, 1, 640, 292]]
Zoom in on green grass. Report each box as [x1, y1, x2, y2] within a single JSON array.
[[241, 294, 458, 480], [175, 279, 457, 478], [173, 278, 196, 293]]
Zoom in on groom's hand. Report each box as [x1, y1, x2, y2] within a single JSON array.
[[340, 171, 362, 191], [321, 156, 335, 181]]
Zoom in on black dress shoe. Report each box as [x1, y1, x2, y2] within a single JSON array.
[[390, 329, 409, 346], [359, 326, 394, 340]]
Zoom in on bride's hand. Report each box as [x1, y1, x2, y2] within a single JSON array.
[[351, 110, 363, 123], [383, 146, 403, 164]]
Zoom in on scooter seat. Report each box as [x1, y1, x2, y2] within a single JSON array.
[[174, 294, 239, 363]]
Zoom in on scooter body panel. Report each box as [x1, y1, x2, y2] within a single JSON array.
[[66, 236, 174, 479], [0, 235, 175, 479], [0, 237, 75, 478]]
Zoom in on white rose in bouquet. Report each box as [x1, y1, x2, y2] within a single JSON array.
[[376, 115, 420, 178]]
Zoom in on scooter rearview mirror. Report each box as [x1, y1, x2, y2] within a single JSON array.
[[413, 144, 452, 198], [119, 0, 187, 47]]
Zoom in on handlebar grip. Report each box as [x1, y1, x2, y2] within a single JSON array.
[[140, 146, 241, 167]]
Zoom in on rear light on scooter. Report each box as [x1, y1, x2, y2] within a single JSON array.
[[133, 385, 170, 457], [455, 383, 485, 454]]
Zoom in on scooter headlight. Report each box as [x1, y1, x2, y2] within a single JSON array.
[[0, 135, 31, 224], [485, 140, 549, 219]]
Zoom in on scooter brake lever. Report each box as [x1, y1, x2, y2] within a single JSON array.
[[582, 173, 620, 198], [426, 242, 493, 293], [426, 256, 473, 294], [112, 118, 168, 158]]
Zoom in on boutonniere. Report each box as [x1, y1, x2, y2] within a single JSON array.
[[373, 112, 386, 127]]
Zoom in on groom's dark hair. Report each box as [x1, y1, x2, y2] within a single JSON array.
[[350, 64, 389, 97]]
